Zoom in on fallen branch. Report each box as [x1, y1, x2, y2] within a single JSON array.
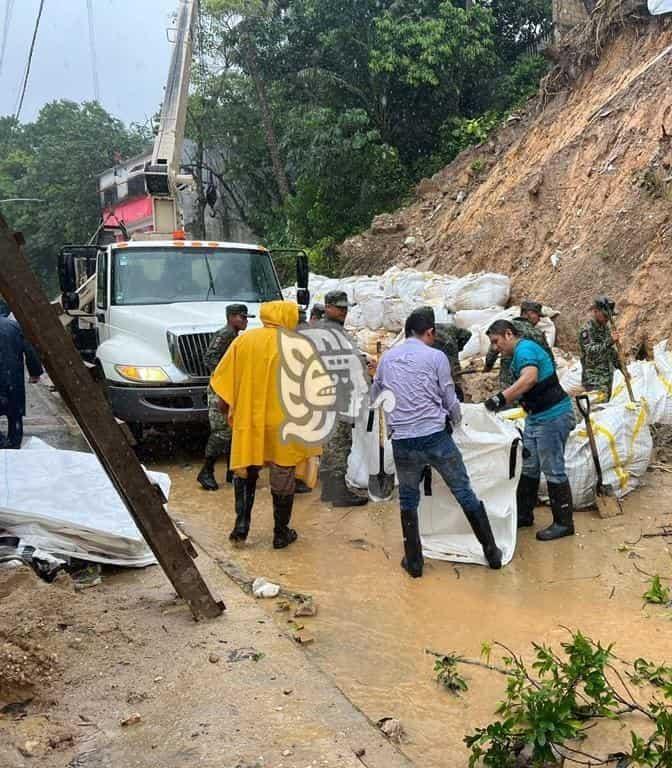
[[425, 648, 511, 677]]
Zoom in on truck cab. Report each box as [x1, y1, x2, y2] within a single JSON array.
[[59, 239, 299, 435]]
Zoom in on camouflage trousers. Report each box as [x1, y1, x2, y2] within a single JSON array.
[[205, 386, 232, 460], [320, 420, 353, 482]]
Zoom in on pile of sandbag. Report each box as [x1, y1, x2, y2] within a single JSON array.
[[284, 267, 512, 338]]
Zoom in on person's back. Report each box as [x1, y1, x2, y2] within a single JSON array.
[[375, 337, 457, 439]]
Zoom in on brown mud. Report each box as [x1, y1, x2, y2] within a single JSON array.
[[164, 453, 672, 768]]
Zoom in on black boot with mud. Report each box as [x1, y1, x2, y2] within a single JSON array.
[[272, 493, 298, 549], [465, 502, 502, 569], [537, 480, 575, 541], [331, 478, 368, 508], [230, 474, 257, 544], [400, 508, 423, 578], [516, 473, 540, 528], [197, 457, 218, 491]]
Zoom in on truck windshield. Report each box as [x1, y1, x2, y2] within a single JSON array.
[[111, 247, 283, 306]]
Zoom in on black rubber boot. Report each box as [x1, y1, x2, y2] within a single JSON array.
[[537, 480, 575, 541], [272, 493, 298, 549], [229, 475, 257, 543], [320, 471, 333, 503], [516, 473, 540, 528], [331, 477, 368, 508], [464, 502, 502, 569], [197, 457, 218, 491], [400, 508, 423, 578]]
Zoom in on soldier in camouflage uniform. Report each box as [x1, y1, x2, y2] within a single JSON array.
[[197, 304, 252, 491], [316, 290, 369, 508], [433, 322, 472, 402], [484, 301, 553, 390], [579, 296, 620, 399]]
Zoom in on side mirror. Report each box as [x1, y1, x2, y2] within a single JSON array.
[[296, 251, 309, 290], [297, 288, 310, 308], [62, 292, 80, 311], [58, 249, 77, 293]]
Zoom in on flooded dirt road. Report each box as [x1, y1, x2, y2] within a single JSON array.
[[151, 448, 672, 767]]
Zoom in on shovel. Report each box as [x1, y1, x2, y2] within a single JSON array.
[[367, 342, 395, 501], [575, 395, 623, 518], [603, 305, 635, 402]]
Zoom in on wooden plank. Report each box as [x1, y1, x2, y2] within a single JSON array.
[[0, 217, 224, 620]]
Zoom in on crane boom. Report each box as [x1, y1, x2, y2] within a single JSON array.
[[144, 0, 199, 236]]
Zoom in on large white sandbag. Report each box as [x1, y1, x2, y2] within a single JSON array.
[[537, 316, 557, 347], [353, 277, 382, 304], [610, 361, 670, 424], [560, 360, 583, 396], [653, 340, 672, 424], [419, 406, 521, 567], [451, 273, 511, 311], [345, 303, 365, 330], [347, 407, 396, 492], [649, 0, 672, 15], [455, 307, 511, 331], [390, 269, 426, 302], [382, 297, 411, 332], [361, 293, 385, 330], [459, 328, 487, 361], [423, 275, 456, 303]]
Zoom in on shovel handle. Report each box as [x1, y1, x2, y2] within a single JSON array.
[[366, 410, 375, 433], [575, 394, 590, 420]]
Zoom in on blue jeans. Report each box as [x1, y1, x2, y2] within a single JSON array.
[[392, 429, 481, 514], [522, 411, 575, 484]]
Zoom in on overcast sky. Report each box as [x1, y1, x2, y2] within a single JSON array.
[[0, 0, 180, 126]]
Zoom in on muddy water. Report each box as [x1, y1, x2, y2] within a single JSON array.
[[156, 455, 672, 767]]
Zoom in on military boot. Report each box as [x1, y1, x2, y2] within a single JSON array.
[[197, 457, 218, 491], [229, 475, 257, 543], [400, 508, 423, 578], [464, 502, 502, 569], [272, 493, 298, 549], [537, 480, 575, 541], [319, 471, 333, 503], [331, 477, 368, 508], [516, 474, 540, 528]]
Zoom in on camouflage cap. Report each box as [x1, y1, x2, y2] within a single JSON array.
[[310, 302, 325, 318], [592, 296, 617, 316], [324, 290, 349, 308], [226, 303, 255, 317], [520, 300, 544, 316]]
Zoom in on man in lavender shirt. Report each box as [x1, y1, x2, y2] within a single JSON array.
[[370, 308, 501, 578]]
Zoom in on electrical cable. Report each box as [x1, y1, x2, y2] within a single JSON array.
[[0, 0, 15, 80], [86, 0, 100, 102], [14, 0, 46, 121]]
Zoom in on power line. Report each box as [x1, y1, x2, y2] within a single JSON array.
[[86, 0, 100, 102], [0, 0, 16, 80], [14, 0, 46, 121]]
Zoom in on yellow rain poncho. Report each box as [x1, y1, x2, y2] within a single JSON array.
[[210, 300, 321, 478]]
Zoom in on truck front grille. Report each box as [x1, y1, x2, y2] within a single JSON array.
[[174, 332, 214, 379]]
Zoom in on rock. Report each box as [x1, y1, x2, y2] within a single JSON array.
[[153, 676, 164, 683], [377, 717, 406, 743], [292, 631, 315, 645], [252, 577, 280, 599], [528, 171, 544, 196], [416, 178, 440, 198], [403, 236, 417, 247], [456, 190, 466, 203], [282, 749, 293, 757], [209, 653, 221, 664], [283, 688, 293, 695], [19, 740, 40, 757], [371, 214, 405, 235], [294, 597, 317, 618], [120, 712, 142, 727]]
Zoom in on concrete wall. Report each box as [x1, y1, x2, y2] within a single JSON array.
[[553, 0, 589, 40]]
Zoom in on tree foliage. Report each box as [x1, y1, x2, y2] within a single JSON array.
[[195, 0, 551, 268]]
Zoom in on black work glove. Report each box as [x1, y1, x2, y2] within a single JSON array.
[[484, 392, 506, 412]]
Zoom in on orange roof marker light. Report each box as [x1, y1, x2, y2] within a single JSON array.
[[172, 229, 186, 240]]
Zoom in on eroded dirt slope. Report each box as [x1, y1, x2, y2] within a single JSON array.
[[340, 15, 672, 351]]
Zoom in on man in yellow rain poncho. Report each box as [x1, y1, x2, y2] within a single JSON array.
[[210, 300, 322, 548]]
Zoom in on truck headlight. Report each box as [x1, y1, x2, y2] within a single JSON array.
[[115, 365, 170, 383]]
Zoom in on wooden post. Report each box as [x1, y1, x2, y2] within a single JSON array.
[[0, 218, 224, 620]]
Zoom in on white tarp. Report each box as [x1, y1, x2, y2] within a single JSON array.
[[0, 440, 164, 567], [648, 0, 672, 15], [347, 405, 521, 567]]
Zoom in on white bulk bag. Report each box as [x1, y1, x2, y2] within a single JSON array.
[[361, 293, 385, 330], [455, 307, 512, 331], [610, 361, 670, 424], [345, 303, 365, 331], [649, 0, 672, 14], [347, 407, 396, 492], [560, 360, 583, 396], [653, 340, 672, 424], [353, 277, 383, 304], [452, 273, 511, 311], [419, 406, 521, 567]]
